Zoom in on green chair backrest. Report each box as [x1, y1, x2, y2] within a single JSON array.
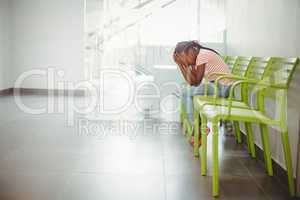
[[226, 56, 252, 101], [231, 56, 252, 77], [244, 57, 271, 80], [241, 57, 271, 102], [256, 57, 298, 121], [263, 57, 299, 88], [225, 56, 238, 73]]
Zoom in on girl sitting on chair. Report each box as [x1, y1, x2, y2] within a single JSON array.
[[173, 40, 232, 144]]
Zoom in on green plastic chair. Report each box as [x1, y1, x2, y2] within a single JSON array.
[[180, 56, 233, 127], [180, 56, 245, 142], [180, 56, 251, 146], [180, 56, 238, 140], [193, 57, 271, 159], [193, 57, 299, 197]]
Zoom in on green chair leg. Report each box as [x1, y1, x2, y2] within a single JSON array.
[[212, 121, 219, 197], [193, 111, 200, 157], [281, 130, 295, 196], [245, 125, 252, 155], [182, 118, 186, 134], [186, 120, 193, 141], [259, 125, 268, 170], [245, 122, 256, 158], [201, 116, 208, 176], [180, 112, 184, 124], [180, 102, 184, 124], [260, 124, 273, 176], [181, 110, 187, 132], [233, 122, 242, 144]]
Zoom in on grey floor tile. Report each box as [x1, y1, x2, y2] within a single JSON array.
[[206, 156, 252, 178], [161, 134, 193, 156], [0, 171, 67, 200], [253, 176, 294, 200], [220, 176, 268, 200], [166, 174, 227, 200], [0, 149, 80, 173], [60, 173, 165, 200], [238, 157, 268, 178], [73, 152, 164, 175], [164, 151, 201, 176]]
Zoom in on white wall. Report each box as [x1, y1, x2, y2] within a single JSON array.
[[0, 0, 12, 90], [226, 0, 300, 175], [11, 0, 85, 89]]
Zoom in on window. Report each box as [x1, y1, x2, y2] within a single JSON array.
[[85, 0, 226, 72]]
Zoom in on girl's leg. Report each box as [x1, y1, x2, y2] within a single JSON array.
[[181, 86, 195, 122], [181, 82, 215, 121], [183, 82, 215, 145]]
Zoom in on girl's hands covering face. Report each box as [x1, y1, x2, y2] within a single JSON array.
[[174, 53, 188, 67], [185, 48, 198, 66]]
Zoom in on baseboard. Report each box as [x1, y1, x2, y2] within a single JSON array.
[[0, 88, 13, 96], [240, 132, 294, 193], [0, 88, 86, 96]]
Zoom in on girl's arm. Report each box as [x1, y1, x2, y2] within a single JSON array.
[[191, 64, 206, 86], [178, 63, 198, 86]]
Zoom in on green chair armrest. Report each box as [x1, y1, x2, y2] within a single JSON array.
[[228, 79, 286, 100], [207, 72, 231, 80], [227, 79, 286, 116], [195, 75, 254, 110], [213, 75, 256, 98]]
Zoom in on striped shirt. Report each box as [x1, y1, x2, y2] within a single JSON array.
[[196, 49, 231, 85]]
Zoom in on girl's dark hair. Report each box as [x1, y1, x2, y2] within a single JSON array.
[[174, 40, 219, 55]]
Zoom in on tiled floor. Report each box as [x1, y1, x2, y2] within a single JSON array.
[[0, 94, 296, 200]]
